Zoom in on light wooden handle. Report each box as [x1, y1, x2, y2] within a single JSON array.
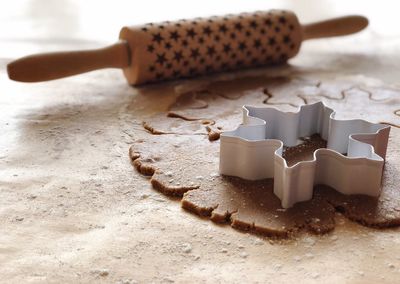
[[302, 15, 368, 40], [7, 41, 130, 82]]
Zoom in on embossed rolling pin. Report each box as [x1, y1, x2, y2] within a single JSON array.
[[7, 10, 368, 85]]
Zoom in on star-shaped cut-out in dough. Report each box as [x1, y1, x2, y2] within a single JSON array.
[[139, 73, 400, 146], [302, 82, 400, 127]]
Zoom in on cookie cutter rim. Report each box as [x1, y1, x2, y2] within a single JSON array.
[[219, 102, 390, 208]]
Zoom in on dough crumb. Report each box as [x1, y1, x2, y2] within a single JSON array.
[[205, 125, 221, 141], [181, 243, 192, 253], [140, 194, 150, 199], [91, 269, 109, 277]]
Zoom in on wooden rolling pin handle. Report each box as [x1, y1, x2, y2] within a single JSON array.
[[302, 15, 368, 40], [7, 40, 130, 82]]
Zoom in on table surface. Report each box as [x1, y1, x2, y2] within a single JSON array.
[[1, 1, 400, 283]]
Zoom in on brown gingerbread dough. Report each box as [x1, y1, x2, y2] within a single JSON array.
[[129, 72, 400, 238]]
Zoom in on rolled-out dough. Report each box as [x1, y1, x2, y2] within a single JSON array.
[[130, 72, 400, 238]]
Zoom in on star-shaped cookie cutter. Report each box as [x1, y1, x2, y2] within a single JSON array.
[[219, 102, 390, 208]]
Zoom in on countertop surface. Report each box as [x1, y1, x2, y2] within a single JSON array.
[[1, 1, 400, 283]]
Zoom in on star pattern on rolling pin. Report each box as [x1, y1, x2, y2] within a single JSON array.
[[139, 10, 299, 82]]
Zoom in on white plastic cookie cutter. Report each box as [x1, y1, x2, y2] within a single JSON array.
[[219, 102, 390, 208]]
